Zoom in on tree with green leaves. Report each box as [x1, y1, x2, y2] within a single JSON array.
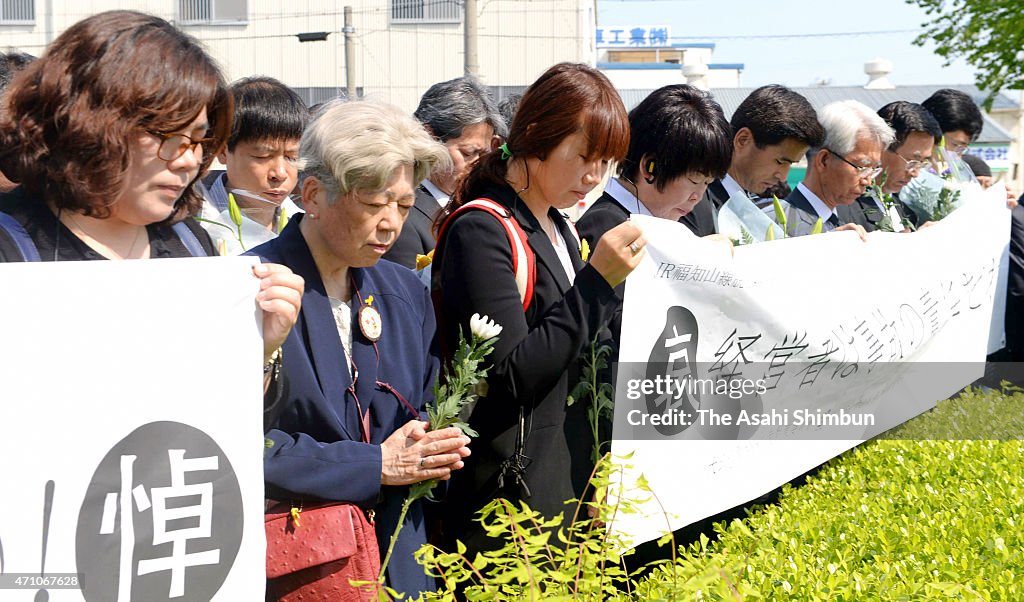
[[908, 0, 1024, 108]]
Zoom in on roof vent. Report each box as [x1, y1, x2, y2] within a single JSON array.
[[864, 58, 894, 90], [682, 63, 709, 91]]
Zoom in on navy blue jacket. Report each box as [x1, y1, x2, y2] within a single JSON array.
[[252, 215, 439, 595]]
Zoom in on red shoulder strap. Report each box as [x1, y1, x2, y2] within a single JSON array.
[[435, 198, 535, 311]]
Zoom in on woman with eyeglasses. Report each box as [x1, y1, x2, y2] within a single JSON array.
[[0, 11, 303, 428]]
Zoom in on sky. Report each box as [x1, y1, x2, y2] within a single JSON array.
[[597, 0, 980, 89]]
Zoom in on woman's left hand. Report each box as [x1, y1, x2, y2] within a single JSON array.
[[254, 263, 304, 364]]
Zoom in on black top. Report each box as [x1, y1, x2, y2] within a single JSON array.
[[382, 185, 441, 269], [576, 191, 631, 346], [0, 187, 216, 261], [432, 181, 619, 554], [1006, 204, 1024, 360], [836, 193, 915, 233]]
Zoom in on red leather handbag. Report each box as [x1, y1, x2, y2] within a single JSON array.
[[265, 501, 381, 602]]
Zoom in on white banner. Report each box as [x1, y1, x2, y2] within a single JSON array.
[[0, 257, 266, 601], [609, 185, 1011, 548]]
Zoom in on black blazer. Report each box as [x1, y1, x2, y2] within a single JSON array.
[[383, 184, 441, 269], [679, 179, 727, 237], [836, 196, 878, 231], [837, 194, 914, 233], [577, 191, 630, 343], [433, 182, 619, 553]]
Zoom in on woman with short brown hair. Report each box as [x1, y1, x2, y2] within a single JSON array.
[[0, 11, 302, 429], [0, 10, 232, 222]]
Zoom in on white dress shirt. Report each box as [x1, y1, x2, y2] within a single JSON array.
[[420, 178, 450, 208], [604, 178, 653, 216], [797, 182, 839, 228]]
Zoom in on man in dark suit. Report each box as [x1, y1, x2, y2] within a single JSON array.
[[383, 76, 505, 269], [681, 85, 824, 236], [838, 101, 941, 232], [780, 100, 891, 239]]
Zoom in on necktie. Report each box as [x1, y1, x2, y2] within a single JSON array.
[[827, 214, 841, 229]]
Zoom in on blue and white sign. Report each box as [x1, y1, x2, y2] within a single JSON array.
[[965, 145, 1011, 171], [596, 25, 672, 48]]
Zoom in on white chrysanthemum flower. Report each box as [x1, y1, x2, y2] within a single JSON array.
[[469, 313, 503, 340]]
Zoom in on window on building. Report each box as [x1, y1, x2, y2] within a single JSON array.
[[0, 0, 34, 24], [390, 0, 461, 24], [178, 0, 247, 24]]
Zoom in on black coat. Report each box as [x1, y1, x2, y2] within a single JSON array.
[[577, 191, 630, 344], [432, 182, 619, 553], [0, 186, 216, 261], [837, 194, 914, 233], [383, 185, 441, 269]]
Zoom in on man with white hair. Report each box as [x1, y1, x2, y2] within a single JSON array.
[[778, 100, 894, 237]]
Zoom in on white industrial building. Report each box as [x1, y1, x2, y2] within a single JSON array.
[[1, 0, 598, 111]]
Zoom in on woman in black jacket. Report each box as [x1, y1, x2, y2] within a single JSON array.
[[432, 63, 645, 554]]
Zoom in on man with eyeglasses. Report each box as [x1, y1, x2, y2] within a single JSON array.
[[776, 100, 893, 238], [921, 89, 983, 158], [919, 88, 1017, 209], [837, 102, 941, 232]]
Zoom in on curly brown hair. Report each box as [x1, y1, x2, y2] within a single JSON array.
[[0, 10, 232, 220]]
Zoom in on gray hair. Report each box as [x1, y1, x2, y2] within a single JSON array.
[[414, 76, 507, 141], [812, 100, 895, 156], [300, 98, 451, 201]]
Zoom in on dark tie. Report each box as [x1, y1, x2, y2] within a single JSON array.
[[827, 214, 841, 229]]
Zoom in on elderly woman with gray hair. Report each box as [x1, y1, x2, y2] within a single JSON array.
[[253, 100, 470, 598], [384, 76, 506, 268]]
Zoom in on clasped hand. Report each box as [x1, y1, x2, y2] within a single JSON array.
[[380, 421, 472, 486]]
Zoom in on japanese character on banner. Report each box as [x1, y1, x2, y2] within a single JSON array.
[[710, 328, 761, 379], [798, 337, 838, 388], [829, 323, 860, 379], [76, 421, 243, 602], [761, 331, 808, 390]]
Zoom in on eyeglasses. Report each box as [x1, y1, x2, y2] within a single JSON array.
[[827, 148, 883, 179], [889, 150, 929, 173], [945, 139, 972, 155], [148, 130, 217, 161]]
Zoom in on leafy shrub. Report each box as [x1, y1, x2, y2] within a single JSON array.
[[409, 387, 1024, 600]]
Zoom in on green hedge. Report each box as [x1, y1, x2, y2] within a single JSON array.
[[415, 387, 1024, 601]]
